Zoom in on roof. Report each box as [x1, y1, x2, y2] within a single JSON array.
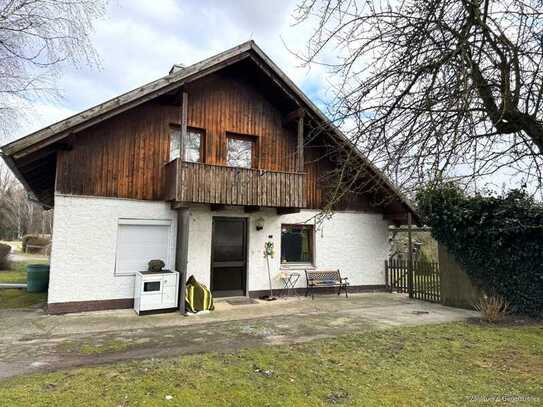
[[0, 40, 418, 220]]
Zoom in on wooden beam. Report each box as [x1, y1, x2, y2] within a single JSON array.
[[297, 115, 304, 172], [16, 147, 57, 168], [171, 201, 189, 210], [180, 91, 188, 159], [283, 108, 305, 127], [244, 205, 260, 213], [19, 157, 55, 174], [276, 207, 300, 215], [210, 204, 225, 211], [407, 212, 414, 299]]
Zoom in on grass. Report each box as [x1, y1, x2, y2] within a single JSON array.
[[0, 289, 46, 309], [0, 258, 49, 309], [0, 322, 541, 406], [0, 258, 49, 283], [0, 270, 26, 284]]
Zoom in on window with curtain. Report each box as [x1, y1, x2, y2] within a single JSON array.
[[183, 128, 204, 163], [170, 126, 205, 162], [226, 133, 255, 168], [281, 224, 314, 264], [169, 125, 181, 161]]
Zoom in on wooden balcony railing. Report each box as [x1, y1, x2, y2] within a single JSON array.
[[165, 159, 307, 208]]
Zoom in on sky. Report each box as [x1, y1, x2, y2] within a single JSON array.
[[10, 0, 329, 142], [4, 0, 531, 195]]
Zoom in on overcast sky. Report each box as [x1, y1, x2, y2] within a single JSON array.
[[11, 0, 328, 142]]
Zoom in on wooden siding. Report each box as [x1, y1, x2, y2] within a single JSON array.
[[186, 73, 298, 171], [56, 100, 178, 200], [54, 71, 352, 210], [166, 159, 306, 208]]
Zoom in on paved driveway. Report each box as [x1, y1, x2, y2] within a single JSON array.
[[0, 293, 478, 380]]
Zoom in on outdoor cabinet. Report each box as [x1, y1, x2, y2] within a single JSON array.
[[134, 271, 179, 315]]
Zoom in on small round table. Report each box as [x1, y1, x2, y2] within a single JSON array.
[[279, 272, 301, 297]]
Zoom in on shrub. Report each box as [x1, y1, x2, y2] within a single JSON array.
[[0, 243, 11, 269], [474, 295, 509, 323], [417, 184, 543, 316], [22, 234, 50, 253]]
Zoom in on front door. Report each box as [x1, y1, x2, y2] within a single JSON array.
[[211, 217, 247, 297]]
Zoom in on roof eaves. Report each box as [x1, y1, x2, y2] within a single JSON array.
[[247, 42, 418, 219], [1, 41, 255, 157]]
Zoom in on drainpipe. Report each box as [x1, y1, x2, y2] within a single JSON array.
[[176, 207, 190, 315]]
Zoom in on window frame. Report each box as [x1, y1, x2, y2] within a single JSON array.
[[184, 127, 206, 163], [225, 132, 258, 169], [280, 223, 315, 265], [169, 124, 182, 162], [169, 125, 206, 163]]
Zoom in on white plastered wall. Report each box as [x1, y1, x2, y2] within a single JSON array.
[[186, 205, 390, 292], [48, 194, 177, 304], [48, 195, 390, 304]]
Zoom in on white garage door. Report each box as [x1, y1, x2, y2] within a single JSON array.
[[115, 220, 172, 275]]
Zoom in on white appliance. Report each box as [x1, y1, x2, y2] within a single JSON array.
[[134, 270, 179, 315]]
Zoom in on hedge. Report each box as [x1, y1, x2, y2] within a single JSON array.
[[417, 184, 543, 316], [0, 243, 11, 269]]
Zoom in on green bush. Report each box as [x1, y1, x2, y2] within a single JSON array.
[[22, 235, 50, 253], [0, 243, 11, 269], [417, 184, 543, 316]]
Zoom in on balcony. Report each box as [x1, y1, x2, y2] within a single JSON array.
[[165, 159, 307, 209]]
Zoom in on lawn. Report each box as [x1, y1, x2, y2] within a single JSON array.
[[0, 258, 49, 284], [0, 258, 49, 309], [0, 289, 47, 309], [0, 322, 541, 406]]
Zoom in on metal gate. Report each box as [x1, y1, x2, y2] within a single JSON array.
[[385, 258, 441, 303]]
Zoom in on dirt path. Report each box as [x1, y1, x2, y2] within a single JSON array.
[[0, 293, 478, 380]]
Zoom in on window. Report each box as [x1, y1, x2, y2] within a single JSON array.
[[281, 224, 314, 264], [169, 126, 204, 162], [115, 219, 172, 275], [184, 128, 204, 163], [227, 133, 256, 168], [169, 126, 181, 161]]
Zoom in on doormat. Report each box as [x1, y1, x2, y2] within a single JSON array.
[[226, 298, 258, 305]]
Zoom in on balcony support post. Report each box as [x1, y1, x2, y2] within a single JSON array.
[[297, 114, 304, 172], [180, 91, 188, 159]]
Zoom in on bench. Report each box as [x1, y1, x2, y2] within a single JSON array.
[[26, 244, 50, 254], [305, 269, 349, 299]]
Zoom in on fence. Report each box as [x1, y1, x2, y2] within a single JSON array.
[[385, 258, 441, 303]]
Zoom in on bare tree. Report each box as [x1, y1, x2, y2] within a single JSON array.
[[0, 165, 52, 240], [292, 0, 543, 196], [0, 0, 107, 141]]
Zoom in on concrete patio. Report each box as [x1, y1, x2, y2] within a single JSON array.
[[0, 293, 478, 380]]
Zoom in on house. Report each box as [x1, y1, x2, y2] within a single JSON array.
[[0, 41, 416, 314]]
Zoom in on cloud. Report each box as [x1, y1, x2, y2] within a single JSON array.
[[5, 0, 332, 144]]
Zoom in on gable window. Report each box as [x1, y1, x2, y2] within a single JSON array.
[[226, 133, 256, 168], [169, 126, 205, 162], [281, 224, 314, 264]]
